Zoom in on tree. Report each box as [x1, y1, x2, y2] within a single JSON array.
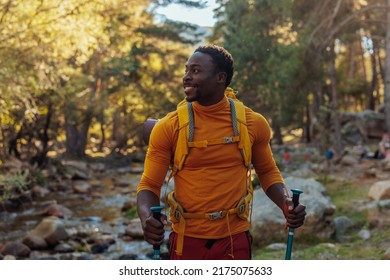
[[212, 0, 305, 144], [0, 0, 204, 162], [385, 0, 390, 133]]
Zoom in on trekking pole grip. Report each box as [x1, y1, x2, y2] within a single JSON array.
[[150, 206, 164, 250], [291, 188, 303, 208]]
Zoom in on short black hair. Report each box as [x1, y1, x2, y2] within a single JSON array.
[[194, 44, 234, 87]]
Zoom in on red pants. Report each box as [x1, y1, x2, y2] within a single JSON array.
[[169, 231, 252, 260]]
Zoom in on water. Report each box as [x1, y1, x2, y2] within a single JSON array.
[[0, 174, 155, 259]]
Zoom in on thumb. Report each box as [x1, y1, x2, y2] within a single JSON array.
[[283, 197, 293, 217], [285, 197, 294, 212]]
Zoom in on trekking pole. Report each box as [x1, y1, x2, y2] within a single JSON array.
[[285, 188, 303, 260], [150, 206, 164, 260]]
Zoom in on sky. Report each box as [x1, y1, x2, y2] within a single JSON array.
[[155, 0, 217, 27]]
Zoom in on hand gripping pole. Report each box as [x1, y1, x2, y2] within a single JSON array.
[[150, 206, 164, 260], [285, 189, 303, 260]]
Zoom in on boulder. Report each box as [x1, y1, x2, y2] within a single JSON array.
[[368, 180, 390, 201], [251, 177, 336, 247], [27, 216, 69, 246]]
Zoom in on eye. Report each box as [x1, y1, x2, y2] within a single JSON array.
[[192, 69, 200, 74]]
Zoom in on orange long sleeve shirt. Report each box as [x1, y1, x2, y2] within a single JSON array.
[[137, 96, 284, 239]]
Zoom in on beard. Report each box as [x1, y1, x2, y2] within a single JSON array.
[[184, 86, 200, 102]]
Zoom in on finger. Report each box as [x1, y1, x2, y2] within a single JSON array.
[[161, 214, 168, 225], [286, 214, 306, 228], [144, 233, 165, 246], [293, 204, 306, 213]]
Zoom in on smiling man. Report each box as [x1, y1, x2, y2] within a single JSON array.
[[137, 44, 306, 260]]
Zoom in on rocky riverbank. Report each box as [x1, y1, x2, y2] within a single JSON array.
[[1, 147, 390, 260]]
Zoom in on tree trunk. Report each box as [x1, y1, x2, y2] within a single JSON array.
[[65, 118, 84, 157], [367, 43, 377, 111], [31, 102, 52, 166], [386, 0, 390, 132], [0, 124, 7, 160], [271, 121, 283, 146], [329, 44, 343, 154], [304, 98, 311, 143], [64, 103, 93, 157]]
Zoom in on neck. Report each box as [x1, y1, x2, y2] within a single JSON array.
[[198, 88, 226, 106]]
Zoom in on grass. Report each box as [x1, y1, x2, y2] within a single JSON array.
[[253, 172, 390, 260]]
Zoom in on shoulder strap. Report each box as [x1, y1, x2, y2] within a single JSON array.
[[173, 102, 193, 172], [228, 98, 251, 167], [173, 88, 252, 173]]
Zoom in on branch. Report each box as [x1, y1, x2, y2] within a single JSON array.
[[324, 3, 387, 45], [307, 3, 387, 49], [0, 0, 12, 25]]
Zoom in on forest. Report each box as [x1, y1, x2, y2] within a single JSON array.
[[1, 0, 390, 166], [1, 0, 390, 261]]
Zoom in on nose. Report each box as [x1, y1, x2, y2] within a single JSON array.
[[183, 70, 191, 81]]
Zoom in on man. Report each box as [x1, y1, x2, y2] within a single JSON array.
[[137, 44, 306, 260]]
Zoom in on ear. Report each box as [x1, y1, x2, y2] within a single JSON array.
[[216, 72, 227, 85]]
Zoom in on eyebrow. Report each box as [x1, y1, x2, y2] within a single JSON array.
[[185, 63, 202, 68]]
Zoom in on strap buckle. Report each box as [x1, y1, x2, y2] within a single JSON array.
[[239, 203, 246, 214], [224, 137, 234, 143], [174, 209, 181, 221], [207, 211, 224, 220]]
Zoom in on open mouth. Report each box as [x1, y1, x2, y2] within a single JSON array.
[[184, 85, 198, 94]]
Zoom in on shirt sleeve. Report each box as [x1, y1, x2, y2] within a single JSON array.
[[248, 110, 284, 191], [136, 113, 177, 197]]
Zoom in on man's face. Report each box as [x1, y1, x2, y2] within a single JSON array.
[[182, 51, 225, 105]]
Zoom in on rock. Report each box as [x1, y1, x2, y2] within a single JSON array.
[[129, 166, 144, 174], [22, 235, 48, 250], [90, 244, 107, 254], [368, 180, 390, 201], [0, 241, 31, 258], [30, 185, 50, 198], [45, 204, 73, 218], [61, 160, 88, 171], [125, 219, 144, 239], [333, 216, 354, 242], [72, 180, 91, 193], [358, 229, 371, 240], [27, 216, 69, 246], [89, 163, 106, 172], [366, 200, 390, 228], [384, 248, 390, 260], [291, 165, 317, 178], [265, 243, 287, 251], [381, 158, 390, 172], [54, 242, 74, 253], [340, 155, 359, 166], [251, 177, 336, 248], [3, 255, 16, 260]]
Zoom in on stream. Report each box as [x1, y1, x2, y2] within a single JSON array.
[[0, 170, 167, 260]]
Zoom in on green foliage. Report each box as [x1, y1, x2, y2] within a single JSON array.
[[0, 0, 195, 158], [216, 0, 306, 137], [0, 171, 29, 202], [124, 207, 138, 220]]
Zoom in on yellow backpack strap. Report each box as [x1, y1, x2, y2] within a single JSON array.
[[228, 98, 252, 167], [173, 102, 194, 172]]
